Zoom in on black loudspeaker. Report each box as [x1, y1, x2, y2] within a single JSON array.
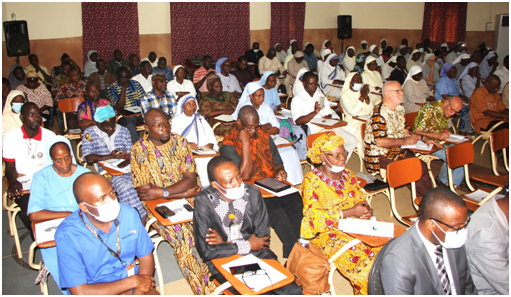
[[4, 21, 30, 57], [337, 15, 352, 39]]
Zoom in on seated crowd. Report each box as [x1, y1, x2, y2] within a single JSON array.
[[2, 38, 508, 295]]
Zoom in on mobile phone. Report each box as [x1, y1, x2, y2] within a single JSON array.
[[155, 206, 175, 218], [319, 96, 325, 109], [183, 204, 194, 212], [229, 263, 261, 275]]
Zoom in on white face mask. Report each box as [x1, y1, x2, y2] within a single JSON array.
[[431, 220, 467, 249], [217, 182, 245, 200], [352, 83, 363, 91], [11, 102, 23, 114], [85, 199, 121, 223], [253, 49, 259, 53], [419, 48, 424, 53], [323, 155, 345, 173]]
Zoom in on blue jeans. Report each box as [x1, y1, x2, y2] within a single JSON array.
[[433, 146, 464, 186]]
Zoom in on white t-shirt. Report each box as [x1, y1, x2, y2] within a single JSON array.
[[218, 73, 242, 93], [290, 89, 337, 123], [3, 126, 56, 189], [166, 79, 197, 98], [131, 73, 153, 93]]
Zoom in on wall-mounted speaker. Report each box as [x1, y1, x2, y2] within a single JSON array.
[[4, 20, 30, 57], [337, 15, 352, 40]]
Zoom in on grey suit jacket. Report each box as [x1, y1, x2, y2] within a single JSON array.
[[380, 225, 477, 295]]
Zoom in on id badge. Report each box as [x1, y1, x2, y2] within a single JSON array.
[[126, 263, 135, 277], [230, 223, 241, 241]]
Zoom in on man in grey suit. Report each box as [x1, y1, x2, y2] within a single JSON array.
[[379, 187, 477, 295]]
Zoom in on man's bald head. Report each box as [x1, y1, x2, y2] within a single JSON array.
[[144, 108, 169, 126], [485, 74, 501, 94], [238, 105, 259, 123], [73, 172, 113, 204], [443, 96, 463, 118]]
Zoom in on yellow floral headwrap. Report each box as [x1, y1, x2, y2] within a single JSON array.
[[307, 133, 345, 164]]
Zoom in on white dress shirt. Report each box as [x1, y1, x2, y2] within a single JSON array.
[[131, 73, 153, 93]]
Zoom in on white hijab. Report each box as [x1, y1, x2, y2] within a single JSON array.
[[408, 49, 420, 62], [403, 65, 423, 86], [343, 46, 356, 73], [361, 56, 382, 88], [319, 54, 344, 89], [479, 51, 496, 79], [84, 50, 97, 78], [293, 67, 309, 96], [382, 56, 397, 81], [321, 40, 332, 52], [340, 71, 361, 98], [452, 53, 470, 65], [232, 81, 264, 120], [458, 62, 479, 82], [321, 48, 332, 61], [2, 90, 25, 137]]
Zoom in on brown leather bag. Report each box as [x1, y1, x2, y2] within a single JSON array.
[[287, 242, 331, 295]]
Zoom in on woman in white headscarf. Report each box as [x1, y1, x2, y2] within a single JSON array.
[[2, 90, 26, 138], [319, 54, 345, 100], [321, 39, 334, 53], [379, 39, 388, 55], [382, 56, 397, 82], [167, 65, 197, 99], [340, 72, 373, 154], [317, 48, 332, 73], [293, 67, 309, 96], [406, 49, 422, 71], [361, 56, 383, 105], [83, 50, 98, 79], [343, 46, 357, 73], [171, 94, 218, 186], [459, 62, 481, 99], [369, 45, 385, 67], [287, 39, 298, 56], [275, 43, 287, 63], [421, 53, 440, 90], [479, 51, 498, 80], [402, 65, 434, 113]]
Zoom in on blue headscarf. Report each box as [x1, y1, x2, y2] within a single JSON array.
[[45, 135, 77, 167], [440, 63, 454, 78], [94, 105, 116, 123], [215, 57, 228, 74], [260, 70, 275, 86], [176, 95, 202, 143]]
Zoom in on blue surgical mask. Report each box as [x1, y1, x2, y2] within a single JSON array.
[[253, 49, 259, 53], [419, 48, 424, 53], [352, 83, 363, 91], [11, 102, 23, 114]]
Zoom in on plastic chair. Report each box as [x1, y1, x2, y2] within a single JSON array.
[[489, 129, 509, 175], [58, 97, 85, 140], [386, 157, 422, 226], [144, 217, 165, 294], [367, 238, 395, 295], [404, 112, 418, 129], [3, 178, 27, 259], [446, 142, 504, 206], [471, 120, 506, 155], [28, 241, 49, 295]]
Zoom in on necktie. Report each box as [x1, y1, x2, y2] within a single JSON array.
[[434, 245, 451, 295]]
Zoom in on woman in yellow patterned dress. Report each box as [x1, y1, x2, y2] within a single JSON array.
[[300, 133, 381, 295]]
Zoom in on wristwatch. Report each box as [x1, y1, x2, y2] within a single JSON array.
[[163, 188, 170, 198]]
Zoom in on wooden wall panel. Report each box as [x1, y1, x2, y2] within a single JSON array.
[[139, 34, 172, 65]]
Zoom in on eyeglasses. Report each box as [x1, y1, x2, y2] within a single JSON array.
[[240, 120, 259, 132], [241, 269, 272, 290], [447, 102, 462, 115], [326, 151, 349, 159], [430, 217, 471, 234]]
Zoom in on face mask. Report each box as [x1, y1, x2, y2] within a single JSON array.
[[431, 220, 467, 249], [419, 48, 424, 53], [352, 83, 363, 91], [217, 182, 245, 200], [456, 52, 461, 56], [437, 58, 442, 63], [323, 155, 345, 173], [11, 102, 23, 114], [85, 199, 121, 223], [253, 49, 259, 53]]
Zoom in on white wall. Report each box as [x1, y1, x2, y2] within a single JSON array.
[[138, 2, 171, 34], [250, 2, 271, 30]]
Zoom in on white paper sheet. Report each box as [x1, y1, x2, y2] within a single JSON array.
[[68, 128, 82, 134], [337, 217, 394, 238], [309, 118, 340, 126], [446, 134, 469, 143], [220, 254, 287, 293], [193, 147, 217, 155], [17, 175, 33, 191], [255, 184, 299, 197], [214, 114, 235, 122], [124, 106, 142, 113], [99, 159, 131, 174], [279, 108, 292, 118], [156, 199, 193, 223], [35, 218, 65, 244], [401, 140, 433, 151], [464, 190, 503, 202], [271, 135, 292, 146]]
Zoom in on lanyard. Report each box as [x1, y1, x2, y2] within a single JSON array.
[[79, 211, 127, 267]]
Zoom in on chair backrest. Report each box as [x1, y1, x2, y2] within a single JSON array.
[[253, 78, 261, 82], [306, 131, 335, 150], [386, 157, 422, 188], [491, 128, 509, 152], [58, 97, 85, 114], [368, 238, 395, 295], [404, 112, 418, 130], [446, 142, 474, 169]]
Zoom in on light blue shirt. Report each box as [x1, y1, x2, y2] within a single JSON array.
[[263, 87, 280, 110], [435, 77, 461, 100]]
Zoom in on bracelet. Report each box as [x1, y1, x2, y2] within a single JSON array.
[[340, 210, 344, 220], [184, 191, 187, 198]]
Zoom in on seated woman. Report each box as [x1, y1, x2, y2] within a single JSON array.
[[381, 56, 397, 82], [2, 90, 26, 138], [232, 82, 304, 185], [172, 95, 218, 186], [340, 72, 373, 155], [216, 57, 242, 98], [199, 75, 238, 137], [459, 62, 481, 99], [319, 54, 345, 101], [436, 63, 472, 135], [361, 56, 383, 105], [260, 71, 281, 109], [342, 46, 356, 73], [353, 53, 366, 75], [406, 49, 422, 71], [27, 136, 90, 291], [421, 53, 439, 90], [8, 64, 26, 90], [275, 43, 287, 63], [16, 71, 53, 127], [292, 67, 309, 96], [403, 66, 436, 113], [166, 65, 196, 100], [77, 82, 111, 130], [300, 133, 379, 295], [230, 55, 255, 89]]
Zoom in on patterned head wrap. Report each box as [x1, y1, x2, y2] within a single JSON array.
[[307, 133, 345, 164], [206, 74, 220, 90]]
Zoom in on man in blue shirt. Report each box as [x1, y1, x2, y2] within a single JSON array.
[[55, 172, 157, 295], [152, 57, 174, 82], [140, 74, 177, 117]]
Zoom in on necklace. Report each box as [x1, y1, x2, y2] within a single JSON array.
[[25, 139, 39, 159], [54, 165, 76, 204]]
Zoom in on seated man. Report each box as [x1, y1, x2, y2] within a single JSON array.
[[466, 186, 509, 295], [287, 51, 309, 86], [193, 55, 216, 94], [413, 96, 464, 188], [220, 105, 303, 258], [303, 43, 318, 72], [77, 82, 111, 131], [126, 54, 141, 78], [152, 57, 174, 82], [107, 67, 145, 144], [107, 49, 129, 75], [3, 103, 56, 237], [380, 187, 477, 294], [132, 61, 153, 93], [24, 54, 52, 86], [55, 173, 157, 295], [291, 71, 357, 159], [131, 108, 201, 202], [82, 105, 146, 219], [389, 56, 408, 85], [469, 74, 509, 134], [364, 81, 437, 197], [258, 48, 291, 94], [245, 42, 264, 77], [86, 59, 117, 99], [193, 156, 302, 295], [142, 51, 158, 68], [141, 73, 177, 117]]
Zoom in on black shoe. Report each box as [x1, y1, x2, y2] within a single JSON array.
[[435, 177, 448, 188]]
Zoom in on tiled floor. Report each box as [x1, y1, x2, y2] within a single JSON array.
[[2, 136, 507, 295]]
